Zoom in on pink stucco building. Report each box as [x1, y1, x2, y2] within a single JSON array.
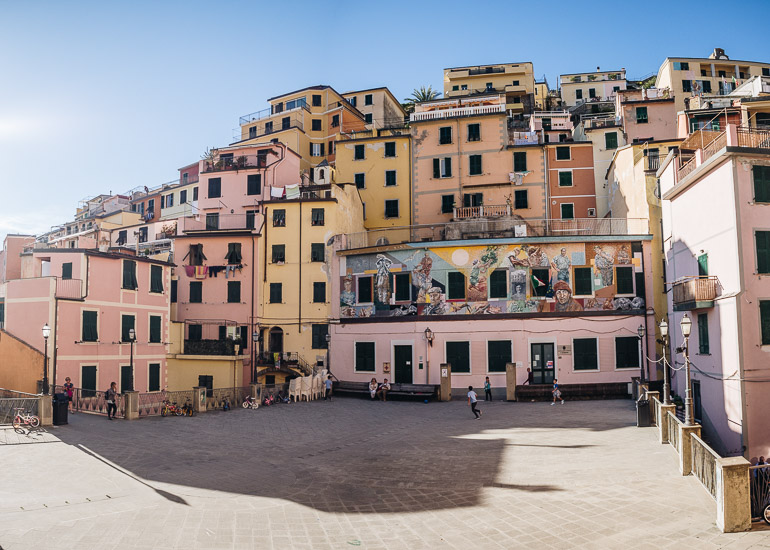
[[660, 122, 770, 459], [616, 88, 677, 144]]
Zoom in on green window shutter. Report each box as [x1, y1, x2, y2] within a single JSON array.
[[272, 245, 285, 263], [439, 127, 452, 144], [385, 170, 397, 186], [355, 145, 365, 160], [148, 364, 160, 392], [355, 173, 365, 189], [561, 204, 574, 219], [149, 315, 161, 343], [189, 281, 202, 303], [441, 195, 454, 213], [760, 300, 770, 345], [444, 158, 452, 177], [122, 260, 137, 290], [188, 324, 202, 341], [355, 342, 375, 372], [757, 231, 770, 274], [468, 124, 480, 141], [573, 338, 598, 370], [82, 311, 98, 342], [615, 337, 639, 369], [385, 142, 396, 157], [385, 200, 399, 218], [514, 152, 527, 172], [446, 341, 470, 373], [225, 243, 242, 264], [697, 254, 709, 276], [487, 340, 511, 372], [605, 132, 618, 149], [574, 267, 592, 295], [433, 158, 441, 178], [469, 155, 482, 175], [247, 174, 262, 195], [208, 178, 221, 198], [358, 277, 373, 302], [698, 314, 709, 354], [395, 273, 411, 301], [616, 266, 634, 294], [227, 281, 241, 303], [311, 243, 324, 262], [121, 315, 135, 343], [636, 107, 648, 122], [556, 146, 570, 160], [62, 263, 72, 280], [489, 270, 507, 299], [171, 280, 177, 303], [514, 190, 528, 209], [313, 282, 326, 303], [558, 172, 572, 186], [447, 272, 466, 300], [150, 265, 163, 293], [270, 283, 282, 303], [312, 324, 329, 349]]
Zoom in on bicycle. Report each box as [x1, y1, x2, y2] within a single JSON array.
[[161, 400, 183, 417], [242, 396, 259, 409], [12, 408, 40, 433], [181, 399, 194, 417]]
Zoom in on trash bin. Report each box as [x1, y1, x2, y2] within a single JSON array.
[[636, 398, 651, 427], [52, 393, 69, 426]]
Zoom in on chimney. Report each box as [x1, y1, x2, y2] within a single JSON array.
[[597, 66, 601, 72]]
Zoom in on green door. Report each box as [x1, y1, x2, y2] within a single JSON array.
[[394, 345, 413, 384], [698, 254, 708, 276], [531, 343, 555, 385], [82, 365, 96, 397]]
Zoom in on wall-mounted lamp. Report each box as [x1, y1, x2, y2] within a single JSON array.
[[424, 327, 434, 347]]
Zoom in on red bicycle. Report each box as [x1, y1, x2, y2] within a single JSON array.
[[161, 400, 183, 417]]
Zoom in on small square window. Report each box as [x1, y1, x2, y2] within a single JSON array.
[[312, 119, 322, 131], [312, 94, 322, 107], [636, 107, 648, 123], [273, 209, 286, 227], [558, 171, 573, 187], [384, 142, 396, 157], [439, 127, 452, 145], [384, 200, 399, 219], [556, 146, 570, 160], [310, 243, 325, 262], [364, 94, 373, 106], [385, 170, 397, 187], [354, 145, 365, 160], [560, 203, 574, 219], [355, 173, 365, 189]]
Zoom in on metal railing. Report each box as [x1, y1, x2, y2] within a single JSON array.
[[677, 156, 697, 181], [672, 276, 719, 306], [702, 131, 727, 162], [736, 126, 770, 149], [410, 103, 506, 122], [233, 116, 304, 143], [338, 126, 410, 141], [205, 386, 250, 411], [691, 434, 719, 499], [239, 102, 309, 125], [453, 204, 511, 219], [52, 386, 126, 418], [137, 390, 195, 416], [750, 464, 770, 520], [201, 154, 268, 174], [56, 278, 84, 299], [0, 392, 39, 425], [179, 213, 255, 232]]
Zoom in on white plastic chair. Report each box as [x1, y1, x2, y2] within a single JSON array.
[[300, 376, 313, 402], [288, 378, 300, 402]]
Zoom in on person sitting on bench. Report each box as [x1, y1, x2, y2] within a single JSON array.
[[369, 378, 378, 399], [377, 379, 391, 402]]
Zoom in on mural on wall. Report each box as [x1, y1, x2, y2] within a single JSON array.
[[339, 241, 645, 318]]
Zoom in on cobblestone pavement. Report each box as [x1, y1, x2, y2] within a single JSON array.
[[1, 398, 768, 550]]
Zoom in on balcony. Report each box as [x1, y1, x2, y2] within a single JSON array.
[[338, 126, 410, 141], [233, 112, 304, 143], [239, 102, 309, 126], [179, 213, 255, 233], [672, 276, 720, 311], [453, 204, 511, 220], [581, 115, 621, 129], [736, 126, 770, 149], [184, 339, 245, 356], [202, 154, 268, 174], [410, 103, 505, 122], [467, 66, 506, 76], [56, 278, 84, 300]]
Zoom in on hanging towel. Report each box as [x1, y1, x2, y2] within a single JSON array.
[[184, 265, 195, 277], [285, 184, 300, 200], [194, 266, 208, 279], [270, 186, 285, 198]]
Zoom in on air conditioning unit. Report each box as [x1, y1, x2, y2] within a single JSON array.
[[587, 208, 596, 217]]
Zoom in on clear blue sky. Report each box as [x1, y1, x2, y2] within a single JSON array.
[[1, 0, 768, 242]]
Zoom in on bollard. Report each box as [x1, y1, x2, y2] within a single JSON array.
[[678, 424, 701, 475], [439, 363, 452, 402], [38, 395, 53, 426], [505, 362, 517, 401], [716, 457, 751, 533], [658, 404, 676, 444], [123, 391, 139, 420]]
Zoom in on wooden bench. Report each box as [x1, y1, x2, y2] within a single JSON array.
[[334, 381, 437, 400], [515, 382, 630, 401]]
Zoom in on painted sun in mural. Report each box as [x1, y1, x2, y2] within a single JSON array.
[[451, 249, 470, 266]]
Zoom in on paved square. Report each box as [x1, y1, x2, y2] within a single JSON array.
[[0, 398, 767, 549]]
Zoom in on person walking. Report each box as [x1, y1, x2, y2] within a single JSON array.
[[468, 385, 482, 419], [106, 382, 118, 420], [324, 375, 333, 401], [551, 379, 564, 405], [484, 376, 492, 401], [63, 377, 75, 413]]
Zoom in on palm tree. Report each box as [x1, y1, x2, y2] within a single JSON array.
[[402, 85, 441, 113]]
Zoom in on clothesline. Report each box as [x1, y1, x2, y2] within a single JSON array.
[[184, 264, 245, 279]]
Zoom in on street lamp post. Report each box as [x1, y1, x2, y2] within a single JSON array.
[[660, 319, 671, 405], [128, 328, 136, 392], [637, 324, 646, 382], [234, 343, 240, 390], [252, 331, 259, 384], [680, 314, 694, 426], [325, 332, 331, 373], [42, 324, 50, 394], [424, 327, 434, 384]]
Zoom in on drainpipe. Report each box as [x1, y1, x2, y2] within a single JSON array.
[[298, 200, 302, 331], [543, 145, 550, 233]]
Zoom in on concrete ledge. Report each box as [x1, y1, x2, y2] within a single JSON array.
[[716, 457, 751, 533]]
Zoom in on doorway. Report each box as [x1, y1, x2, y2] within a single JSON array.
[[531, 343, 555, 385], [269, 327, 284, 354], [393, 345, 413, 384]]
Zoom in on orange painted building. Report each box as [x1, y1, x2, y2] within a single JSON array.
[[545, 142, 597, 220]]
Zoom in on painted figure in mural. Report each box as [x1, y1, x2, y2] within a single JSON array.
[[375, 254, 392, 304], [553, 281, 584, 312], [508, 247, 530, 268], [391, 304, 417, 316], [617, 245, 631, 265], [425, 287, 448, 315], [527, 246, 550, 268], [508, 300, 539, 313], [412, 252, 433, 303], [340, 275, 356, 307], [510, 269, 527, 300], [470, 247, 499, 286], [613, 296, 645, 311], [551, 248, 571, 283], [593, 245, 615, 286]]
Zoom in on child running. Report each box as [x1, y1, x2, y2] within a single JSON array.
[[468, 385, 482, 419], [551, 379, 564, 405]]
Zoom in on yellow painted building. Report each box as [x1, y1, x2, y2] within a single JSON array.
[[534, 78, 550, 110], [342, 87, 406, 130], [559, 69, 627, 107], [166, 321, 244, 391], [234, 86, 367, 177], [444, 62, 535, 113], [334, 129, 412, 229]]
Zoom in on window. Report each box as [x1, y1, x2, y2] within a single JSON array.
[[310, 143, 324, 157], [349, 96, 357, 107], [312, 119, 322, 131], [613, 86, 620, 93], [463, 194, 481, 209], [62, 262, 72, 280], [245, 211, 256, 229], [512, 80, 519, 86], [311, 208, 325, 226], [122, 260, 138, 290], [364, 113, 373, 124], [117, 230, 127, 245], [354, 145, 365, 160], [636, 107, 648, 123], [312, 94, 322, 107], [574, 267, 593, 296], [223, 281, 240, 304], [395, 273, 410, 301], [573, 338, 598, 370], [575, 89, 583, 100], [208, 178, 221, 198], [384, 142, 396, 157], [82, 311, 98, 342], [311, 243, 325, 262], [247, 174, 261, 195], [188, 244, 206, 266], [514, 190, 528, 209], [170, 279, 177, 303], [385, 170, 397, 186], [616, 266, 634, 294], [764, 68, 770, 77], [193, 187, 198, 201], [166, 194, 174, 208], [461, 84, 467, 90], [439, 127, 452, 144], [273, 209, 286, 227], [542, 117, 552, 131], [615, 336, 639, 369], [312, 281, 326, 303], [452, 85, 459, 91], [487, 340, 511, 373], [757, 231, 770, 274], [328, 140, 335, 155], [147, 199, 155, 213], [160, 196, 165, 209], [558, 171, 573, 187], [205, 213, 219, 230], [363, 94, 373, 106], [696, 313, 710, 354], [447, 272, 466, 300], [696, 253, 708, 277], [753, 165, 770, 203], [531, 268, 549, 297], [605, 132, 618, 150], [355, 342, 375, 372], [138, 227, 148, 243], [485, 82, 493, 91], [556, 146, 570, 160], [312, 324, 329, 349], [446, 341, 470, 373], [149, 315, 161, 343], [469, 154, 482, 175], [514, 151, 527, 172], [761, 300, 770, 345], [272, 245, 286, 263], [148, 364, 160, 392], [358, 276, 373, 303], [433, 157, 452, 178], [331, 114, 339, 128], [702, 80, 712, 93], [467, 124, 480, 142], [189, 281, 202, 303], [150, 265, 163, 293], [355, 173, 365, 189], [489, 270, 507, 299], [673, 62, 689, 71], [682, 80, 692, 92], [384, 200, 399, 219], [121, 315, 135, 343], [269, 283, 282, 303], [560, 203, 574, 219], [441, 195, 455, 214], [588, 88, 596, 99], [282, 117, 290, 130]]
